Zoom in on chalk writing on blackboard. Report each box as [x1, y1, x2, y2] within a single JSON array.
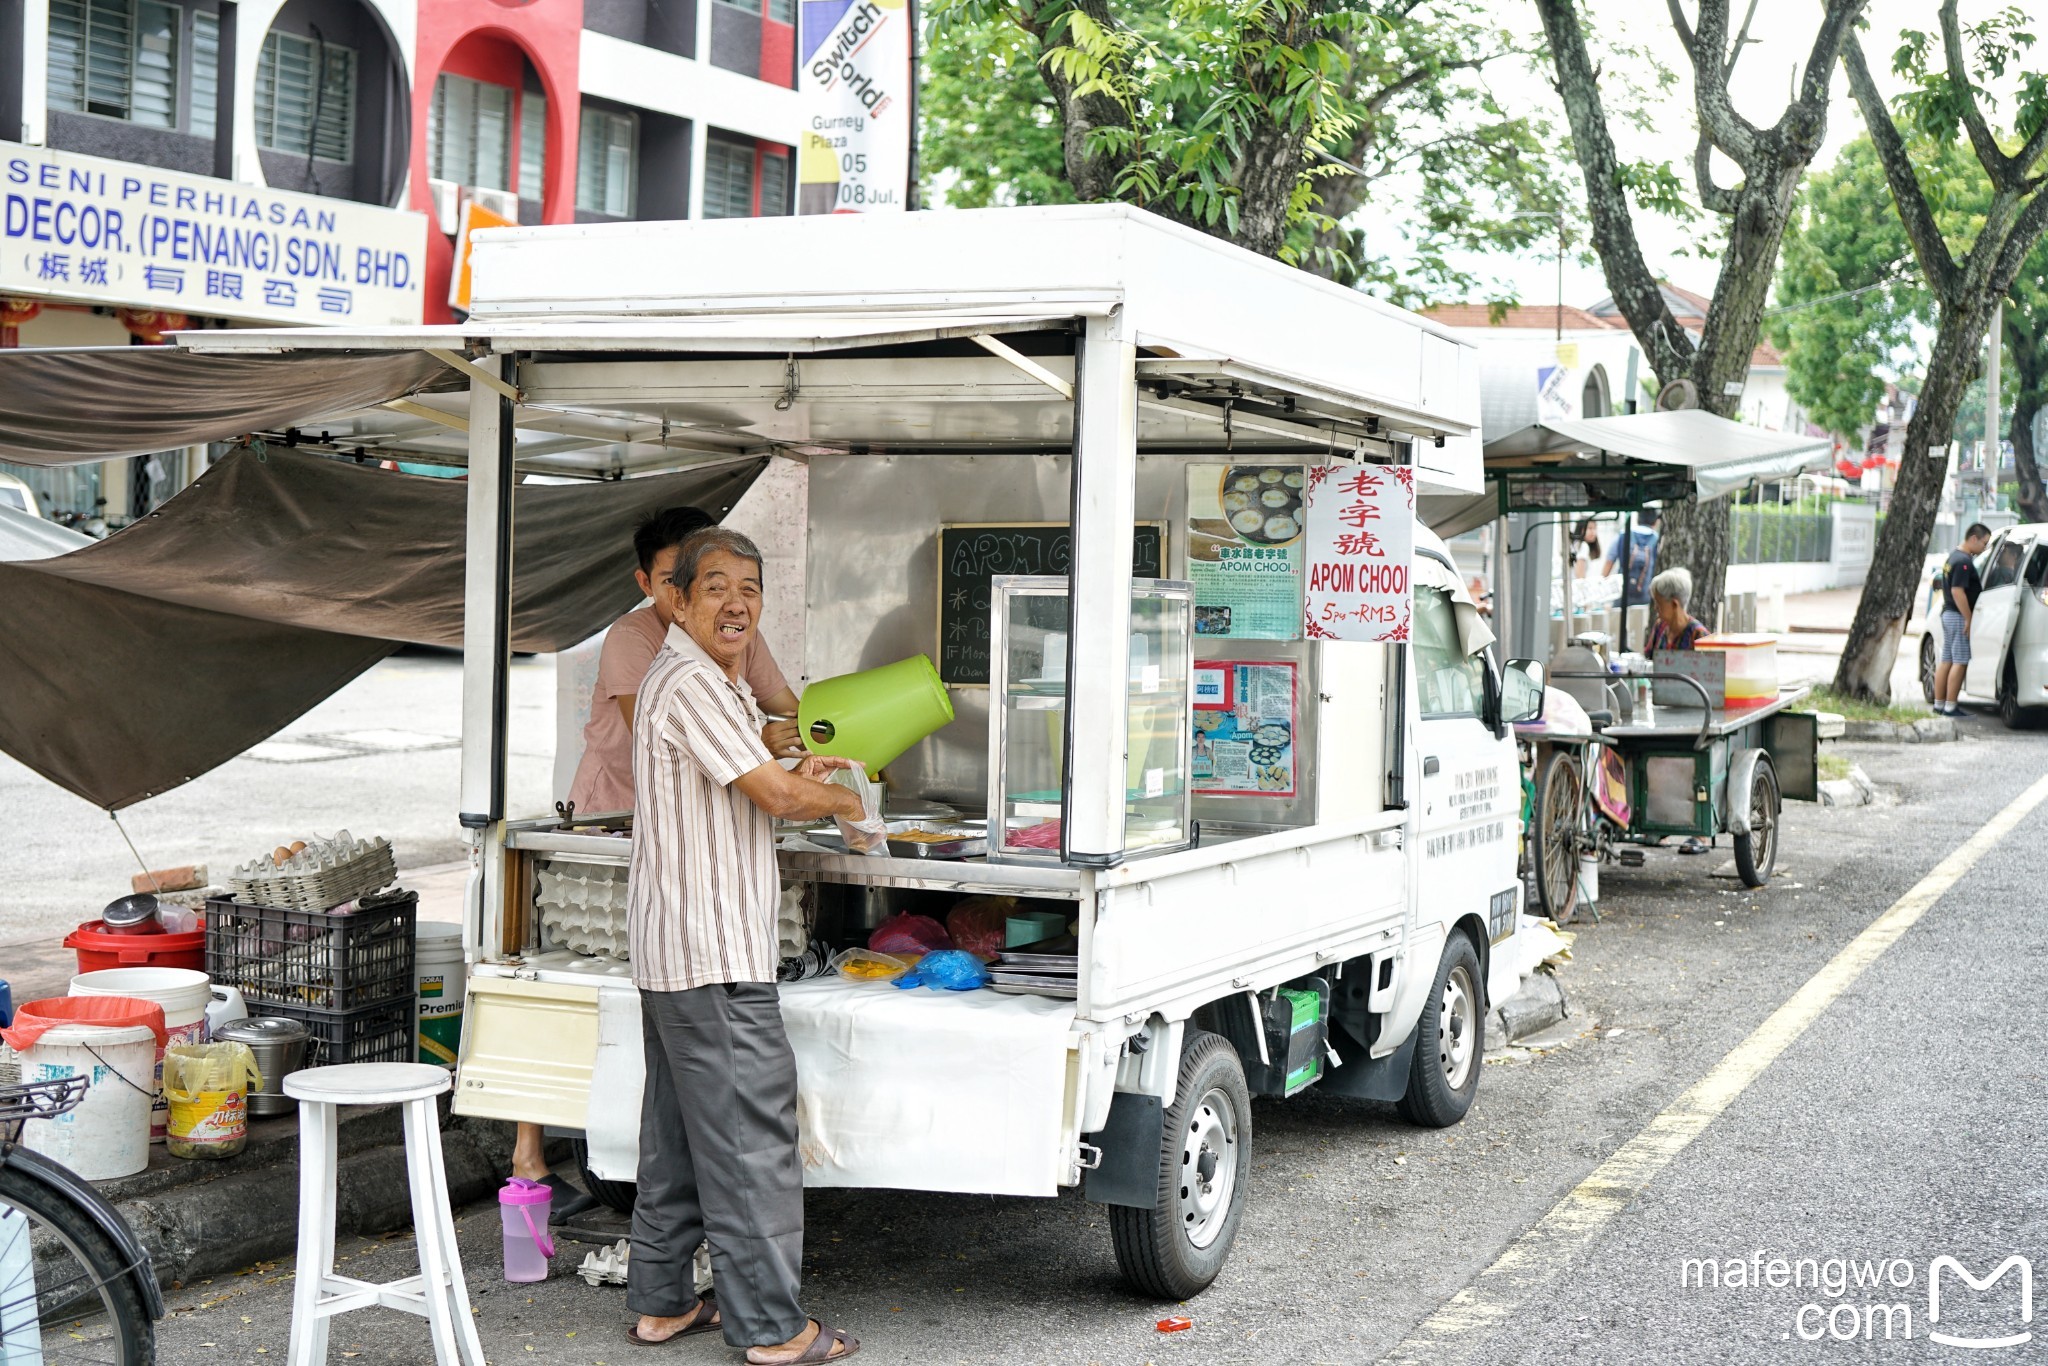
[[937, 523, 1165, 686]]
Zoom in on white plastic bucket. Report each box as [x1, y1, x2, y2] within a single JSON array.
[[18, 1022, 157, 1179], [71, 967, 215, 1140], [415, 923, 466, 1067]]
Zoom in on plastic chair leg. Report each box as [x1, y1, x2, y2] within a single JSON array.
[[287, 1100, 338, 1366]]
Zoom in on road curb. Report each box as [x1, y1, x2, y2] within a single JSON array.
[[1819, 764, 1876, 808], [1840, 716, 1956, 744], [1494, 971, 1567, 1045]]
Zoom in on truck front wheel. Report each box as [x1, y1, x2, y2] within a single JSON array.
[[1109, 1029, 1252, 1301], [1397, 934, 1484, 1128]]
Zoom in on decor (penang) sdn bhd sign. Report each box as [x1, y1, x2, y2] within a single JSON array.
[[797, 0, 913, 214]]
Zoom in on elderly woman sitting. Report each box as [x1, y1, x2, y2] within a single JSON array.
[[1645, 566, 1710, 652]]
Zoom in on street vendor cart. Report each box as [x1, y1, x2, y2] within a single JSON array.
[[165, 205, 1542, 1299]]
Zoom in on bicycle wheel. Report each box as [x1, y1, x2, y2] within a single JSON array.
[[1530, 749, 1582, 922], [0, 1159, 155, 1365]]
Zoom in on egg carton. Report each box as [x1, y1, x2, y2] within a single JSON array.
[[537, 859, 630, 962], [229, 832, 396, 913]]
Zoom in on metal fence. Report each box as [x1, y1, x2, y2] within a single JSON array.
[[1731, 509, 1832, 564]]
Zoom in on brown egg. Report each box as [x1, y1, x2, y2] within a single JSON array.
[[272, 846, 292, 866]]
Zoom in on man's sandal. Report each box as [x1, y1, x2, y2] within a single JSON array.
[[750, 1320, 860, 1364], [626, 1295, 721, 1346]]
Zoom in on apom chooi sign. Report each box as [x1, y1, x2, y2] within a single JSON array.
[[797, 0, 912, 214], [1302, 464, 1415, 642], [0, 142, 426, 325]]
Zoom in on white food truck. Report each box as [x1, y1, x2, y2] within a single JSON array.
[[178, 205, 1542, 1298]]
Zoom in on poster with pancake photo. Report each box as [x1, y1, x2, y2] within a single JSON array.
[[1185, 464, 1306, 640]]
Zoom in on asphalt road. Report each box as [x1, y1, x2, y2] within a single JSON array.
[[130, 720, 2048, 1366]]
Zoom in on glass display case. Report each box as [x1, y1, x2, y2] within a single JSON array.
[[987, 575, 1195, 862]]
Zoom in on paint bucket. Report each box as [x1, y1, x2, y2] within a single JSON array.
[[63, 918, 205, 973], [415, 923, 466, 1067], [71, 967, 242, 1141], [14, 1021, 160, 1180], [797, 654, 954, 775], [1576, 852, 1600, 912]]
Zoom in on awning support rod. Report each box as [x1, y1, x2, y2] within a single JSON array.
[[429, 348, 522, 403], [971, 333, 1074, 400], [380, 399, 470, 432]]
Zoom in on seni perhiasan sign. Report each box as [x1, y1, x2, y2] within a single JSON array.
[[0, 143, 425, 325], [1302, 464, 1414, 642], [797, 0, 912, 213]]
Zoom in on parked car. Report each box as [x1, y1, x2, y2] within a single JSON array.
[[1918, 524, 2048, 726]]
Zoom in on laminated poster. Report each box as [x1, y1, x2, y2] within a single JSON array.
[[1185, 465, 1306, 640], [1192, 661, 1298, 797]]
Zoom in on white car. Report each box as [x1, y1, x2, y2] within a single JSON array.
[[1918, 523, 2048, 726]]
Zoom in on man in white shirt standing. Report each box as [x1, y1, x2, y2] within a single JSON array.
[[624, 528, 863, 1364]]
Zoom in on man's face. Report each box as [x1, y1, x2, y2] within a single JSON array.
[[1965, 532, 1991, 556], [675, 548, 762, 671], [637, 546, 684, 626]]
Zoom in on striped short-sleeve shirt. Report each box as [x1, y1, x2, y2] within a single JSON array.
[[628, 624, 779, 992]]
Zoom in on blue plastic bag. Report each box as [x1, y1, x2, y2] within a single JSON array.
[[893, 949, 990, 992]]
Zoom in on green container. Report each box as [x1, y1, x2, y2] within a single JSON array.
[[798, 655, 955, 775]]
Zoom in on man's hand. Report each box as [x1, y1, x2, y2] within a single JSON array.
[[762, 717, 805, 759], [796, 754, 867, 822]]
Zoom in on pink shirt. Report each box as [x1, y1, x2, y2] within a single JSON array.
[[567, 604, 789, 815]]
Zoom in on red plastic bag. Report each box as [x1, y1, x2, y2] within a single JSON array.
[[869, 912, 952, 956], [1, 995, 168, 1052], [945, 896, 1014, 961]]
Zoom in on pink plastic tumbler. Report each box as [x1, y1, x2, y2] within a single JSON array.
[[498, 1178, 556, 1282]]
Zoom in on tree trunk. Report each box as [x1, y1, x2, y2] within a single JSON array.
[[1834, 296, 2002, 699], [2013, 393, 2048, 522]]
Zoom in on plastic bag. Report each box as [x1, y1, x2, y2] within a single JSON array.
[[893, 949, 990, 992], [828, 767, 888, 856], [830, 948, 912, 982], [945, 896, 1015, 961], [163, 1042, 263, 1160], [869, 912, 951, 956]]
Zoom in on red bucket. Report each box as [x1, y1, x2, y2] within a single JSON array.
[[63, 919, 206, 974]]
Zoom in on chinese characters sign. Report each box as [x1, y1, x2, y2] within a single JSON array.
[[1185, 464, 1305, 640], [797, 0, 912, 213], [1302, 464, 1414, 642], [1, 142, 425, 325]]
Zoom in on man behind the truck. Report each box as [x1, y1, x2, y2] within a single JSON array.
[[1933, 522, 1991, 718], [626, 526, 864, 1362], [508, 506, 805, 1195]]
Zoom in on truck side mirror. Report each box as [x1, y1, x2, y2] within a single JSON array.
[[1503, 659, 1545, 726]]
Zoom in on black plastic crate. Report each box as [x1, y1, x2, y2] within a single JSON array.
[[258, 994, 417, 1067], [206, 890, 417, 1012]]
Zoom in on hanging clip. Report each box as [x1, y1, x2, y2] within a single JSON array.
[[774, 355, 801, 411]]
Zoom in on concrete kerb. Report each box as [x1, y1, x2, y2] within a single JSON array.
[[1491, 971, 1568, 1048], [1839, 716, 1958, 744], [1819, 764, 1877, 809]]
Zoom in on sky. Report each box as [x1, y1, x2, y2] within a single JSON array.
[[1412, 0, 1965, 310]]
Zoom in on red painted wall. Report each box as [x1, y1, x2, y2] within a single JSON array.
[[412, 0, 585, 321], [759, 15, 794, 90]]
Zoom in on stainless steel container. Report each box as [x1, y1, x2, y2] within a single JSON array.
[[213, 1016, 311, 1116]]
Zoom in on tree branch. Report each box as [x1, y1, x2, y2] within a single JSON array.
[[1783, 0, 1865, 141], [1534, 0, 1694, 380], [1990, 186, 2048, 297], [1940, 0, 2013, 185], [1724, 0, 1759, 79], [1664, 0, 1696, 58], [1688, 0, 1764, 167], [1841, 31, 1961, 300], [1694, 130, 1742, 213]]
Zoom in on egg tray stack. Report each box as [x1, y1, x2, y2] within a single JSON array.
[[204, 888, 419, 1065], [227, 832, 398, 913], [537, 859, 631, 960]]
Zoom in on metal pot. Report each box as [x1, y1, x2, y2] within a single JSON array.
[[99, 893, 164, 934], [213, 1016, 312, 1116]]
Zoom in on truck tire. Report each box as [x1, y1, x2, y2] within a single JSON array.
[[1732, 757, 1780, 888], [571, 1137, 637, 1215], [1530, 750, 1582, 922], [1109, 1029, 1251, 1301], [1397, 934, 1484, 1129]]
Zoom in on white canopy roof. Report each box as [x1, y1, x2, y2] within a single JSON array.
[[1485, 408, 1832, 499]]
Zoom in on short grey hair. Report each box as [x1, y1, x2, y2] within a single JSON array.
[[671, 526, 764, 597], [1649, 565, 1692, 611]]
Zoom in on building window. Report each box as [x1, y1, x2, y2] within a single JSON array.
[[703, 139, 753, 219], [190, 10, 218, 139], [48, 0, 180, 128], [428, 73, 512, 191], [766, 0, 795, 22], [758, 150, 789, 216], [518, 89, 546, 199], [575, 108, 635, 216], [254, 30, 355, 162]]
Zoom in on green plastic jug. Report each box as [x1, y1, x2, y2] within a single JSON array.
[[798, 655, 955, 774]]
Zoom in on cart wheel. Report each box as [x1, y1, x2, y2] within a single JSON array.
[[1733, 757, 1780, 889], [1397, 933, 1485, 1129], [1108, 1030, 1251, 1301], [571, 1137, 637, 1215], [1530, 750, 1582, 922], [1919, 631, 1937, 705]]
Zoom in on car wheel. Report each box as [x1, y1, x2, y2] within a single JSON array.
[[1997, 659, 2031, 729], [1397, 933, 1485, 1129], [1919, 632, 1937, 704], [1108, 1029, 1252, 1301]]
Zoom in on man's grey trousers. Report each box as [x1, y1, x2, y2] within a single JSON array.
[[629, 982, 806, 1347]]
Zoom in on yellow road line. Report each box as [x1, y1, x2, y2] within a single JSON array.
[[1380, 770, 2048, 1364]]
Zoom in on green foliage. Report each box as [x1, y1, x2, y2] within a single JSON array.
[[1892, 7, 2048, 148], [920, 12, 1079, 209]]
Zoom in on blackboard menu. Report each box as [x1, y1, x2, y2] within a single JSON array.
[[937, 523, 1165, 685]]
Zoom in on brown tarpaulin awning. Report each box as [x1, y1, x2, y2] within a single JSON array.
[[0, 448, 765, 808]]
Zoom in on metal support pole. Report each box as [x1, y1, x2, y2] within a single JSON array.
[[459, 356, 514, 956], [1988, 301, 2002, 502], [1062, 314, 1137, 866]]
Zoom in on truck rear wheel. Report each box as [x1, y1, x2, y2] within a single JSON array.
[[1397, 934, 1484, 1128], [571, 1137, 637, 1215], [1109, 1029, 1251, 1301]]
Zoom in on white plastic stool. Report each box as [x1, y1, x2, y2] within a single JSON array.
[[284, 1063, 487, 1366]]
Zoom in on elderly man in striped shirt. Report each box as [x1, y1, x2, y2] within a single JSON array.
[[625, 527, 865, 1363]]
